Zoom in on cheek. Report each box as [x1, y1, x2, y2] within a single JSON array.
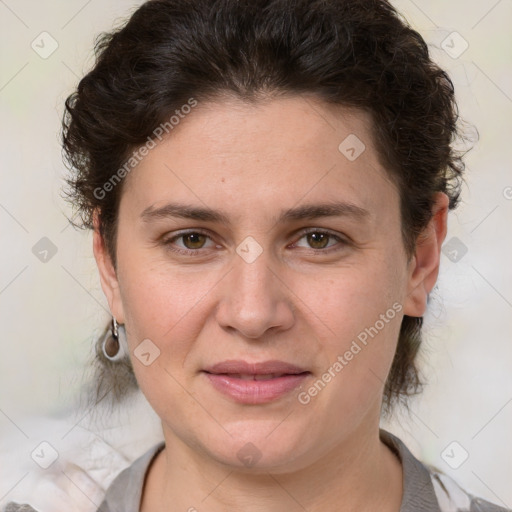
[[293, 257, 406, 403], [295, 259, 404, 342], [117, 252, 221, 343], [117, 260, 213, 422]]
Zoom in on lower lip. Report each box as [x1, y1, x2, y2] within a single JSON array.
[[203, 372, 310, 404]]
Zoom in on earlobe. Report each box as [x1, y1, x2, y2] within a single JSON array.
[[403, 192, 449, 317], [92, 209, 125, 323]]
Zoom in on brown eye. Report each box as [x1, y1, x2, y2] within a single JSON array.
[[181, 232, 208, 249], [306, 232, 330, 249], [162, 230, 216, 256], [293, 230, 345, 252]]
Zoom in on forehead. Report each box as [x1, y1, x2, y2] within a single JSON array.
[[120, 95, 399, 227]]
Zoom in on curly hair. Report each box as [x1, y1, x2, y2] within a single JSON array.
[[61, 0, 470, 415]]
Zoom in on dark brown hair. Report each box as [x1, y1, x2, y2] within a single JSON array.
[[61, 0, 470, 414]]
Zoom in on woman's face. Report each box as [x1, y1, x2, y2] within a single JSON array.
[[95, 95, 444, 472]]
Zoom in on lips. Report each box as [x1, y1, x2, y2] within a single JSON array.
[[203, 359, 308, 376], [226, 373, 288, 380], [202, 360, 311, 404]]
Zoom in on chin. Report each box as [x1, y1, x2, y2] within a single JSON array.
[[195, 419, 313, 473]]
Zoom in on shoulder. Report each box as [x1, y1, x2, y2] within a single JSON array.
[[1, 504, 40, 512], [2, 442, 164, 512], [97, 441, 165, 512], [379, 429, 510, 512], [0, 401, 164, 512], [430, 469, 511, 512]]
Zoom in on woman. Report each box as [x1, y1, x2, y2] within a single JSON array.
[[4, 0, 508, 511]]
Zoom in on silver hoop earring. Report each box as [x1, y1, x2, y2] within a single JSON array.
[[102, 317, 129, 362]]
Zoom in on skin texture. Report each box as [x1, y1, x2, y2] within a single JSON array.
[[93, 94, 449, 511]]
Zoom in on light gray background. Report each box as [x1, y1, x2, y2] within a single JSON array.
[[1, 0, 511, 508]]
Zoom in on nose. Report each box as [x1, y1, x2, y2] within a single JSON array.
[[215, 248, 295, 340]]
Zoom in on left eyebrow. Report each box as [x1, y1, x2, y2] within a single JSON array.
[[140, 200, 370, 226], [277, 201, 370, 224]]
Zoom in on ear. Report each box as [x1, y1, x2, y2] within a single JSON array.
[[92, 209, 125, 323], [403, 192, 449, 317]]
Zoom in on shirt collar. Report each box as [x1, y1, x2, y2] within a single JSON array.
[[380, 429, 441, 512]]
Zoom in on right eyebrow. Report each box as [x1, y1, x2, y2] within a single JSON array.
[[141, 202, 230, 224]]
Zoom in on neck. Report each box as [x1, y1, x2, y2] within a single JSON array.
[[141, 422, 403, 512]]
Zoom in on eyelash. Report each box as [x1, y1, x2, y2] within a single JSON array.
[[161, 228, 349, 257]]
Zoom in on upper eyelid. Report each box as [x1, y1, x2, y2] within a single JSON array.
[[164, 228, 217, 243], [165, 228, 346, 247]]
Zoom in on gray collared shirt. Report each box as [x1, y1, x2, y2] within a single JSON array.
[[4, 429, 510, 512]]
